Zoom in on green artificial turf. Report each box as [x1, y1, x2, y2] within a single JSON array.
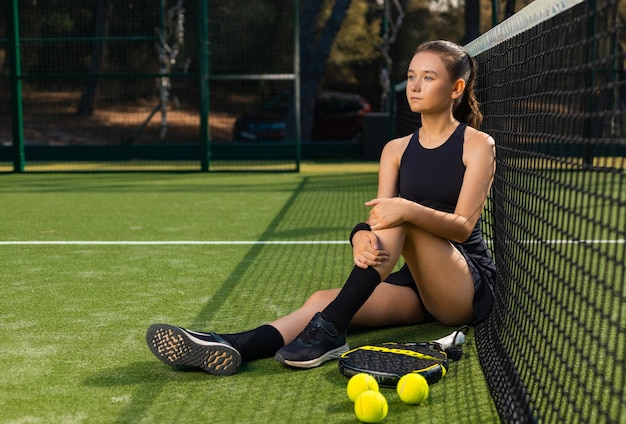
[[0, 164, 498, 423]]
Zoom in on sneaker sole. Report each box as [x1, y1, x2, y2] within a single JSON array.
[[146, 324, 241, 376], [277, 343, 349, 369]]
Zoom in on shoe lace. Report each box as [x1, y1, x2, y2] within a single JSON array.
[[298, 323, 321, 344]]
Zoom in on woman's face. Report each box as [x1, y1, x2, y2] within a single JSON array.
[[405, 51, 459, 115]]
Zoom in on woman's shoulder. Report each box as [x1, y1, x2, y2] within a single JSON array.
[[462, 125, 496, 164], [383, 133, 413, 153], [379, 132, 413, 167], [463, 125, 495, 149]]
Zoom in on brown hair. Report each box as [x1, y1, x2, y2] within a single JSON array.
[[415, 40, 483, 129]]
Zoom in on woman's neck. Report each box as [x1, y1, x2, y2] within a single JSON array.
[[419, 114, 459, 148]]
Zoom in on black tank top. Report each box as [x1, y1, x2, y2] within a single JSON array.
[[399, 123, 495, 276], [399, 123, 467, 213]]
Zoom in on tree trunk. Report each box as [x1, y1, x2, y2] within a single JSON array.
[[77, 0, 109, 116], [463, 0, 480, 44], [505, 0, 516, 19], [296, 0, 352, 142]]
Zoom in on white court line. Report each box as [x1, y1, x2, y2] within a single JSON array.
[[518, 239, 625, 244], [0, 239, 623, 246], [0, 240, 349, 245]]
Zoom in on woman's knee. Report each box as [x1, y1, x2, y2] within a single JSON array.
[[302, 288, 338, 309]]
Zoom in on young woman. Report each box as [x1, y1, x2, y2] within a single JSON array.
[[146, 40, 496, 376]]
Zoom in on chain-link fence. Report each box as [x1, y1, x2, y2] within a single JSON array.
[[1, 0, 300, 171], [1, 0, 484, 172]]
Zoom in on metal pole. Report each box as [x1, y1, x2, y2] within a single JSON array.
[[491, 0, 499, 28], [293, 0, 301, 171], [7, 0, 25, 172], [198, 0, 210, 171], [582, 0, 597, 167]]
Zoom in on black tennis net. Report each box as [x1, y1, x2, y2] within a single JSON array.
[[393, 0, 625, 422]]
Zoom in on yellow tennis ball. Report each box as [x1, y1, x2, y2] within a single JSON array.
[[397, 373, 429, 405], [354, 390, 388, 423], [347, 373, 379, 402]]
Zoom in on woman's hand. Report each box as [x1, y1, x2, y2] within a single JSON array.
[[352, 230, 389, 269], [365, 197, 409, 230]]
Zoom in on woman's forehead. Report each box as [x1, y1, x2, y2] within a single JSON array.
[[408, 51, 446, 71]]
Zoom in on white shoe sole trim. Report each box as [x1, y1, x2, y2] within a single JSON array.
[[282, 344, 349, 369]]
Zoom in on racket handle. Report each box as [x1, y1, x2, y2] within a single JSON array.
[[432, 327, 467, 350]]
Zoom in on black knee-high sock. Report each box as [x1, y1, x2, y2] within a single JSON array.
[[221, 325, 284, 362], [321, 266, 381, 334]]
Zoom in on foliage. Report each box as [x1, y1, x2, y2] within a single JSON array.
[[5, 0, 476, 109]]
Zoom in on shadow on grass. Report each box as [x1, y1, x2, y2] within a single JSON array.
[[78, 171, 484, 422], [85, 177, 309, 422]]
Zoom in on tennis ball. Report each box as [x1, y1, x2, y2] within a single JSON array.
[[354, 390, 388, 423], [397, 373, 429, 405], [347, 373, 379, 402]]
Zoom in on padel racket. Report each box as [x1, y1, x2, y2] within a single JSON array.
[[338, 326, 468, 387]]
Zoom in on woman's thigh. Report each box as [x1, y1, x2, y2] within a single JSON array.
[[351, 283, 426, 327], [402, 228, 475, 325]]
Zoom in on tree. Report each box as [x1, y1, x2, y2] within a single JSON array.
[[464, 0, 480, 44], [77, 0, 110, 116], [505, 0, 516, 19], [377, 0, 406, 112], [297, 0, 353, 142]]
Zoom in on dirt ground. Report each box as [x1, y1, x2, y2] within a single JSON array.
[[0, 91, 237, 146]]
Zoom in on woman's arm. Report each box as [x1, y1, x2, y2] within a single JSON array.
[[351, 135, 409, 268], [366, 130, 495, 243], [376, 136, 408, 198]]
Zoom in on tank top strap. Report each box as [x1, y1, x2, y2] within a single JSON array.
[[408, 122, 467, 152]]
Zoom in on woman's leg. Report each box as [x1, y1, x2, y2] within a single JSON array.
[[270, 283, 425, 345], [338, 223, 475, 326], [145, 280, 424, 375], [275, 224, 474, 367], [379, 225, 475, 326]]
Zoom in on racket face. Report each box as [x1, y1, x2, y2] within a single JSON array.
[[338, 342, 448, 387]]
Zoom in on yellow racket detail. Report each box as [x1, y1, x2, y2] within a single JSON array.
[[358, 345, 444, 362], [339, 329, 467, 387]]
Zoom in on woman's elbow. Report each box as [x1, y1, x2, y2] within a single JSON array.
[[450, 233, 471, 244], [449, 221, 475, 243]]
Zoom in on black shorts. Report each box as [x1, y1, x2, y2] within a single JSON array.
[[384, 244, 495, 324]]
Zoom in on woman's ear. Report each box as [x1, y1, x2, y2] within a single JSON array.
[[451, 78, 466, 99]]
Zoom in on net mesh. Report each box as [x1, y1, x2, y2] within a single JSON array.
[[394, 0, 625, 422]]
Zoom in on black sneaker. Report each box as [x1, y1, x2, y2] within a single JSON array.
[[274, 312, 349, 369], [146, 324, 242, 376]]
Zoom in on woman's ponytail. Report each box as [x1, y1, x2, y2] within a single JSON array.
[[453, 55, 483, 129]]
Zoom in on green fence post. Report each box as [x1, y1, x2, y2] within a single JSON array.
[[582, 0, 597, 167], [198, 0, 210, 171], [491, 0, 499, 27], [7, 0, 25, 172], [294, 0, 301, 171]]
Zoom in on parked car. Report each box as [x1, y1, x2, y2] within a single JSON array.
[[233, 91, 371, 142]]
